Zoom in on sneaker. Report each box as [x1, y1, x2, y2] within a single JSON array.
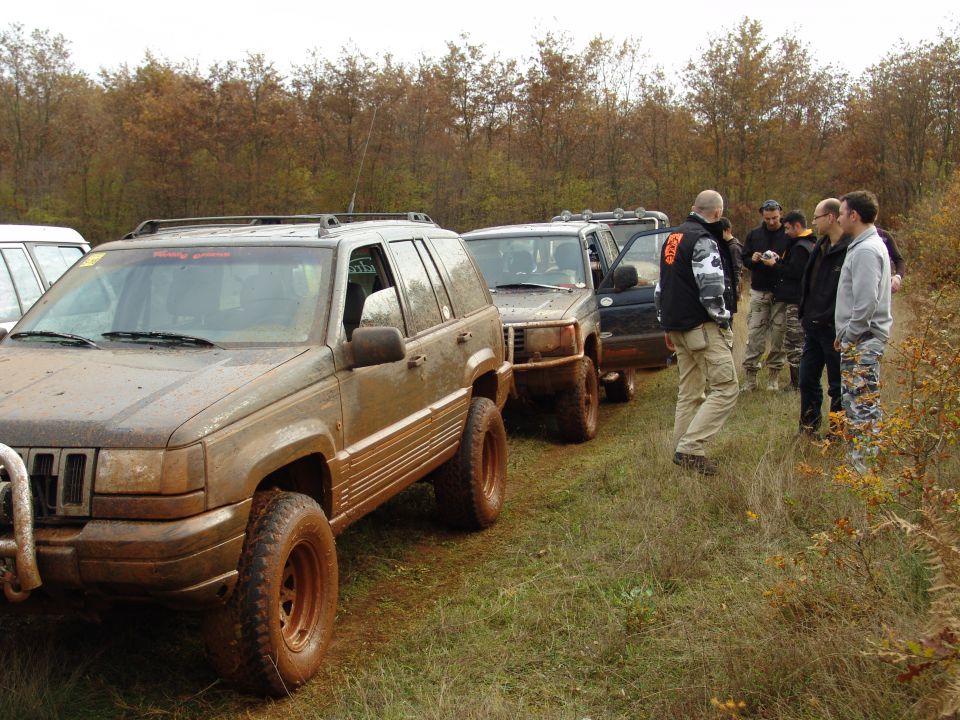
[[673, 452, 719, 476], [766, 377, 780, 391]]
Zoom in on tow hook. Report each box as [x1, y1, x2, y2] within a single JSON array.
[[0, 444, 41, 602]]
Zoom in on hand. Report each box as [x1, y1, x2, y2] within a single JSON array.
[[891, 274, 902, 293], [761, 254, 778, 267], [833, 338, 841, 351], [664, 332, 676, 352], [751, 251, 762, 263]]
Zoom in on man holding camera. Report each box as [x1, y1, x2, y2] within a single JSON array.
[[741, 199, 790, 390]]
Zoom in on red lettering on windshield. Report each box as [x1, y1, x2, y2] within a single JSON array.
[[192, 252, 231, 259], [153, 251, 188, 260]]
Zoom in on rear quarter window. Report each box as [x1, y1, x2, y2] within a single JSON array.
[[429, 236, 490, 315]]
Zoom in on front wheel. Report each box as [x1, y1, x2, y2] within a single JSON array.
[[435, 396, 508, 530], [556, 356, 600, 442], [201, 490, 338, 696]]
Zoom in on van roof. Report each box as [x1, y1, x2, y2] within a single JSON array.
[[0, 224, 87, 245]]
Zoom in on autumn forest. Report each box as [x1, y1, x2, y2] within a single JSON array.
[[1, 18, 958, 243]]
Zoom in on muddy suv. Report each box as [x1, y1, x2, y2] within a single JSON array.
[[463, 221, 661, 442], [0, 213, 512, 696]]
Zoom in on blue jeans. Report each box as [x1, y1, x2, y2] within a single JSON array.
[[798, 324, 842, 432]]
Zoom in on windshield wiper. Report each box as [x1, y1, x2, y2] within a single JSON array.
[[9, 330, 99, 348], [102, 330, 220, 348], [494, 282, 573, 291]]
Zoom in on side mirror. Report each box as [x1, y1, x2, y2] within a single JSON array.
[[613, 265, 639, 292], [351, 326, 406, 368]]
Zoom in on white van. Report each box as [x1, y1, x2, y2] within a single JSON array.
[[0, 224, 90, 332]]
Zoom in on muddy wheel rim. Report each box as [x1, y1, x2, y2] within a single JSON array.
[[279, 538, 322, 652], [480, 429, 502, 498]]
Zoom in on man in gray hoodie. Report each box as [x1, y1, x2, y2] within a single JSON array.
[[834, 190, 893, 471]]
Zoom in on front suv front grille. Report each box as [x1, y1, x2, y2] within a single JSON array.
[[503, 326, 526, 355], [0, 448, 95, 524]]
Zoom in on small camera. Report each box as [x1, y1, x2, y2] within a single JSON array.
[[761, 250, 776, 261]]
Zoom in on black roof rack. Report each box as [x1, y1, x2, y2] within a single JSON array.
[[332, 212, 435, 224], [124, 212, 436, 239]]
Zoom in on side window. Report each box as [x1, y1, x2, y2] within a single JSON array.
[[347, 245, 405, 339], [430, 236, 489, 315], [602, 230, 671, 288], [414, 240, 452, 321], [390, 240, 443, 334], [599, 230, 620, 269], [2, 248, 43, 313], [0, 258, 21, 322], [32, 245, 85, 286]]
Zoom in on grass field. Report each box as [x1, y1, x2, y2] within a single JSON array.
[[0, 305, 926, 719]]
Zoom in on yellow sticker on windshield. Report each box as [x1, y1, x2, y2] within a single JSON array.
[[78, 252, 105, 267]]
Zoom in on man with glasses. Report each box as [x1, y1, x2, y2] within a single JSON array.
[[797, 198, 851, 436], [833, 190, 893, 471], [741, 199, 789, 390]]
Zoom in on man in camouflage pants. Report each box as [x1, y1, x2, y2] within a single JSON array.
[[656, 190, 738, 476], [762, 211, 816, 391], [834, 190, 893, 472], [741, 200, 789, 390]]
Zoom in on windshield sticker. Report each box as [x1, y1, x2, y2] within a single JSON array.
[[77, 252, 106, 267], [152, 251, 232, 260]]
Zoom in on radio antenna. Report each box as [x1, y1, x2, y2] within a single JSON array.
[[347, 105, 378, 214]]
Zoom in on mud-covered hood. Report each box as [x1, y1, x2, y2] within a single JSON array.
[[492, 289, 593, 324], [0, 345, 306, 447]]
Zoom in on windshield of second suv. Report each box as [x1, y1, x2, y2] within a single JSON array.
[[12, 246, 332, 346], [465, 236, 586, 289]]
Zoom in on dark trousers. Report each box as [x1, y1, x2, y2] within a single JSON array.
[[798, 324, 842, 431]]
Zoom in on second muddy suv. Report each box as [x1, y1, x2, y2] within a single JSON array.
[[464, 221, 665, 442], [0, 213, 512, 696]]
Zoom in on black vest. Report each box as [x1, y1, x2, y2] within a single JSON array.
[[659, 215, 734, 332]]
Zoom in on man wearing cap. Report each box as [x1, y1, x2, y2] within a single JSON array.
[[834, 190, 892, 471], [741, 200, 790, 390], [655, 189, 738, 476]]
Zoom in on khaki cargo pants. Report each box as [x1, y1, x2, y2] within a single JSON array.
[[668, 322, 740, 456], [743, 289, 787, 378]]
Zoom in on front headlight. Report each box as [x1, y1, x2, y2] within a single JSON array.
[[95, 445, 205, 494], [526, 325, 577, 354]]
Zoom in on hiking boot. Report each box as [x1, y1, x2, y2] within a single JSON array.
[[741, 372, 758, 392], [766, 376, 780, 391], [785, 366, 800, 392], [673, 452, 719, 476]]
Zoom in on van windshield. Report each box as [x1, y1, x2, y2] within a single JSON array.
[[13, 246, 332, 346]]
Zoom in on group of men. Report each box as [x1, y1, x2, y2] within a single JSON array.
[[654, 189, 897, 475]]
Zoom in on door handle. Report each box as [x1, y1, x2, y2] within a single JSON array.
[[457, 331, 473, 344], [407, 354, 426, 368]]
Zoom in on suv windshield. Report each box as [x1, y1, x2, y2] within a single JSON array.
[[13, 246, 332, 346], [466, 236, 586, 288]]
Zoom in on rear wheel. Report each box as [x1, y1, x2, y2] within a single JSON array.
[[202, 490, 338, 696], [604, 368, 636, 403], [556, 356, 600, 442], [435, 397, 507, 530]]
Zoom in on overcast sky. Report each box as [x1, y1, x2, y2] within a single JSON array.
[[6, 0, 959, 81]]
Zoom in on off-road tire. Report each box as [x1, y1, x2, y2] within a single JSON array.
[[556, 356, 600, 442], [201, 490, 338, 697], [434, 397, 507, 530], [604, 368, 636, 403]]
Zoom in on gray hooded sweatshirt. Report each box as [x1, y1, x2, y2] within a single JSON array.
[[835, 226, 893, 345]]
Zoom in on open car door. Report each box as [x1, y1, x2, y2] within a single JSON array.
[[596, 226, 678, 372]]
